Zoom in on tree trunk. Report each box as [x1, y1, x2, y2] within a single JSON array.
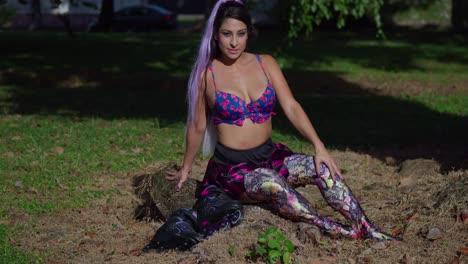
[[95, 0, 113, 31], [29, 0, 42, 30], [59, 14, 75, 37], [452, 0, 468, 32]]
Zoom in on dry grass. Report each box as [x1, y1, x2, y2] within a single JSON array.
[[12, 150, 468, 264]]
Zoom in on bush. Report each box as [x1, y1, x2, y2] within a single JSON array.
[[0, 5, 15, 26]]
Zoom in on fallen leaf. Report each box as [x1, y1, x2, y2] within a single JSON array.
[[392, 227, 404, 236], [27, 188, 38, 194], [101, 206, 109, 214], [402, 213, 418, 221], [14, 181, 23, 188], [460, 248, 468, 255], [30, 160, 40, 166], [51, 146, 64, 155], [10, 136, 21, 141], [400, 254, 408, 264], [129, 248, 142, 256], [131, 148, 143, 154], [69, 169, 80, 175], [461, 209, 468, 224], [111, 144, 120, 151], [361, 256, 372, 263], [84, 232, 95, 238], [117, 248, 128, 256]]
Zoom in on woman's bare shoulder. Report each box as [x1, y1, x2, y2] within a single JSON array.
[[257, 54, 281, 72], [257, 54, 279, 67], [199, 64, 213, 82]]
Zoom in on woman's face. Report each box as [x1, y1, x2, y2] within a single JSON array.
[[216, 18, 248, 61]]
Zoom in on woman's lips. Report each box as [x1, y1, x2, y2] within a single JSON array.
[[228, 49, 238, 54]]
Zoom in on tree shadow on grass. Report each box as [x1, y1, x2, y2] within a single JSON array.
[[277, 70, 468, 173], [2, 69, 188, 123], [0, 32, 194, 124], [0, 31, 467, 172]]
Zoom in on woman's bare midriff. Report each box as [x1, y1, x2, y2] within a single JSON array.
[[216, 118, 272, 150]]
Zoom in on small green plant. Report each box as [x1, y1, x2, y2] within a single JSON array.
[[228, 244, 235, 257], [344, 164, 352, 172], [246, 227, 296, 264]]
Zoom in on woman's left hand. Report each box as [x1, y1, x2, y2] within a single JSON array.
[[314, 145, 344, 182]]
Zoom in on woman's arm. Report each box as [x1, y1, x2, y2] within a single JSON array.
[[262, 55, 343, 180], [165, 74, 208, 190]]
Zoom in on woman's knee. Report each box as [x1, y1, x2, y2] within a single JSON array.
[[244, 168, 287, 197], [284, 154, 331, 180]]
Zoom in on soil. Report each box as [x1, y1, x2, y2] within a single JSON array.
[[11, 150, 468, 264]]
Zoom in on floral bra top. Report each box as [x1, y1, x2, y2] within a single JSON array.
[[209, 54, 276, 126]]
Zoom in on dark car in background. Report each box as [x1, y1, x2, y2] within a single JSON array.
[[112, 4, 178, 31]]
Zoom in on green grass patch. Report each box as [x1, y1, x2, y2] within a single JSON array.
[[0, 115, 185, 216], [269, 32, 468, 85], [0, 224, 41, 263], [410, 94, 468, 115]]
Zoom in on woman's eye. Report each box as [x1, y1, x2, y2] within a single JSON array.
[[238, 32, 246, 37], [222, 32, 231, 37]]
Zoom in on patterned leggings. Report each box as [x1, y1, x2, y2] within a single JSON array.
[[244, 154, 397, 241]]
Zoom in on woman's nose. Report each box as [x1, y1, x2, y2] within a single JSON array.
[[230, 37, 238, 47]]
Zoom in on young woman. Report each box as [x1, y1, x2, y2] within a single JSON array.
[[166, 0, 399, 241]]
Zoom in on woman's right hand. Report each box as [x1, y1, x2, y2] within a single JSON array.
[[165, 168, 189, 192]]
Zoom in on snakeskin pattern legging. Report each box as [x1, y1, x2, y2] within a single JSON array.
[[244, 154, 396, 241]]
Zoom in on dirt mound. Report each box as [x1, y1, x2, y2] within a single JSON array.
[[398, 159, 441, 178], [432, 172, 468, 209], [396, 158, 441, 190], [133, 162, 202, 221]]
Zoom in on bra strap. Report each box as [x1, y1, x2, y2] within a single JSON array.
[[208, 63, 217, 89], [255, 54, 271, 84]]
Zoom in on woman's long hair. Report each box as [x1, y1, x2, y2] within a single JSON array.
[[186, 0, 252, 156]]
